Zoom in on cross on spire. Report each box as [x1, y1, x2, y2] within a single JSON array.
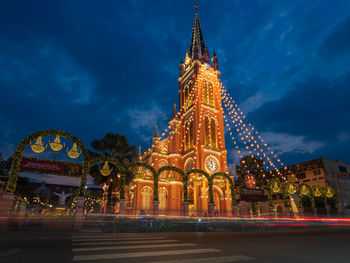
[[189, 4, 207, 59]]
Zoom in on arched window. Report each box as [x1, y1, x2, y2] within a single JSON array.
[[185, 122, 189, 151], [211, 119, 216, 148], [209, 82, 214, 106], [185, 159, 194, 172], [141, 186, 153, 212], [188, 81, 193, 107], [184, 86, 188, 108], [189, 120, 194, 148], [203, 80, 208, 104], [205, 117, 210, 145]]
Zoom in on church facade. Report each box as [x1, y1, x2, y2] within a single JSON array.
[[128, 10, 232, 216]]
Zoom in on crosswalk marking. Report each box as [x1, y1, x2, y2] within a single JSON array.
[[72, 243, 196, 252], [73, 248, 221, 261], [148, 255, 255, 263], [146, 255, 255, 263], [73, 237, 165, 242], [72, 239, 179, 247]]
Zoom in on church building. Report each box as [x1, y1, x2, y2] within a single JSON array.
[[129, 9, 232, 216]]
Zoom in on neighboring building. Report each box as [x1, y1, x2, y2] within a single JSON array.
[[129, 9, 232, 215], [286, 158, 350, 212]]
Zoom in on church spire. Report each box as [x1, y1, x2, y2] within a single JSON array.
[[189, 4, 207, 60]]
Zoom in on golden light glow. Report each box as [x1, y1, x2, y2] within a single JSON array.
[[301, 185, 309, 195], [49, 135, 64, 152], [272, 181, 280, 193], [99, 161, 112, 177], [30, 136, 46, 153], [326, 187, 333, 198], [314, 187, 322, 197], [67, 143, 81, 159], [287, 184, 296, 194]]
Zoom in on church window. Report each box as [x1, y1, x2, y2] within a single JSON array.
[[185, 86, 189, 108], [211, 119, 217, 148], [188, 81, 193, 107], [185, 122, 190, 150], [209, 82, 214, 106], [205, 117, 210, 145], [185, 159, 194, 172], [203, 80, 208, 104], [189, 120, 194, 148]]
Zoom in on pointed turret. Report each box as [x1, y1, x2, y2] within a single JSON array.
[[212, 48, 219, 70], [171, 103, 177, 119], [179, 56, 185, 76], [138, 145, 142, 161], [153, 124, 159, 138], [189, 5, 208, 61], [228, 165, 234, 177], [152, 124, 160, 151]]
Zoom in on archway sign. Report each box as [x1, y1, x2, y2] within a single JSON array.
[[6, 129, 90, 196]]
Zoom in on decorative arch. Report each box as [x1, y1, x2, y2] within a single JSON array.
[[128, 161, 157, 199], [298, 183, 315, 208], [6, 129, 89, 196], [87, 157, 128, 199], [185, 169, 212, 202], [212, 172, 236, 206], [267, 179, 282, 206], [157, 166, 186, 201]]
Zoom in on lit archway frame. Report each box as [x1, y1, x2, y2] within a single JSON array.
[[212, 172, 236, 206], [322, 185, 338, 208], [282, 182, 298, 207], [128, 162, 157, 200], [156, 166, 186, 201], [6, 129, 89, 196], [185, 169, 212, 202], [298, 183, 315, 208], [87, 157, 129, 199], [267, 179, 282, 206]]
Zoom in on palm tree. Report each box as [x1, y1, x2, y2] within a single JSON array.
[[90, 133, 136, 212]]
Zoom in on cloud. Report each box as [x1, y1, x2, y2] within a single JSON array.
[[319, 16, 350, 59], [260, 132, 325, 155], [128, 103, 168, 141]]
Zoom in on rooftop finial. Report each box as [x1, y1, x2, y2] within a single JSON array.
[[194, 3, 199, 13], [138, 145, 142, 160], [153, 124, 159, 138]]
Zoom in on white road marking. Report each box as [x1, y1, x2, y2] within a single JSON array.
[[145, 255, 255, 263], [73, 239, 178, 246], [72, 243, 196, 252], [73, 237, 165, 242], [73, 248, 221, 261]]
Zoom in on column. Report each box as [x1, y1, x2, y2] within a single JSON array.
[[74, 197, 85, 230], [241, 201, 250, 216], [208, 203, 215, 217], [0, 192, 14, 217], [119, 199, 125, 215], [183, 201, 190, 216], [153, 200, 160, 216]]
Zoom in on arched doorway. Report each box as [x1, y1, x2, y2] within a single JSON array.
[[141, 186, 153, 213], [159, 187, 168, 213]]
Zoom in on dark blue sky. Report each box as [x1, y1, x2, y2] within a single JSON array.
[[1, 0, 350, 168]]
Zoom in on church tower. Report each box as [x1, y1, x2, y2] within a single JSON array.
[[178, 8, 227, 175], [132, 7, 230, 216]]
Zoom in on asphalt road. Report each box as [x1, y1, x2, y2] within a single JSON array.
[[1, 228, 350, 263]]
